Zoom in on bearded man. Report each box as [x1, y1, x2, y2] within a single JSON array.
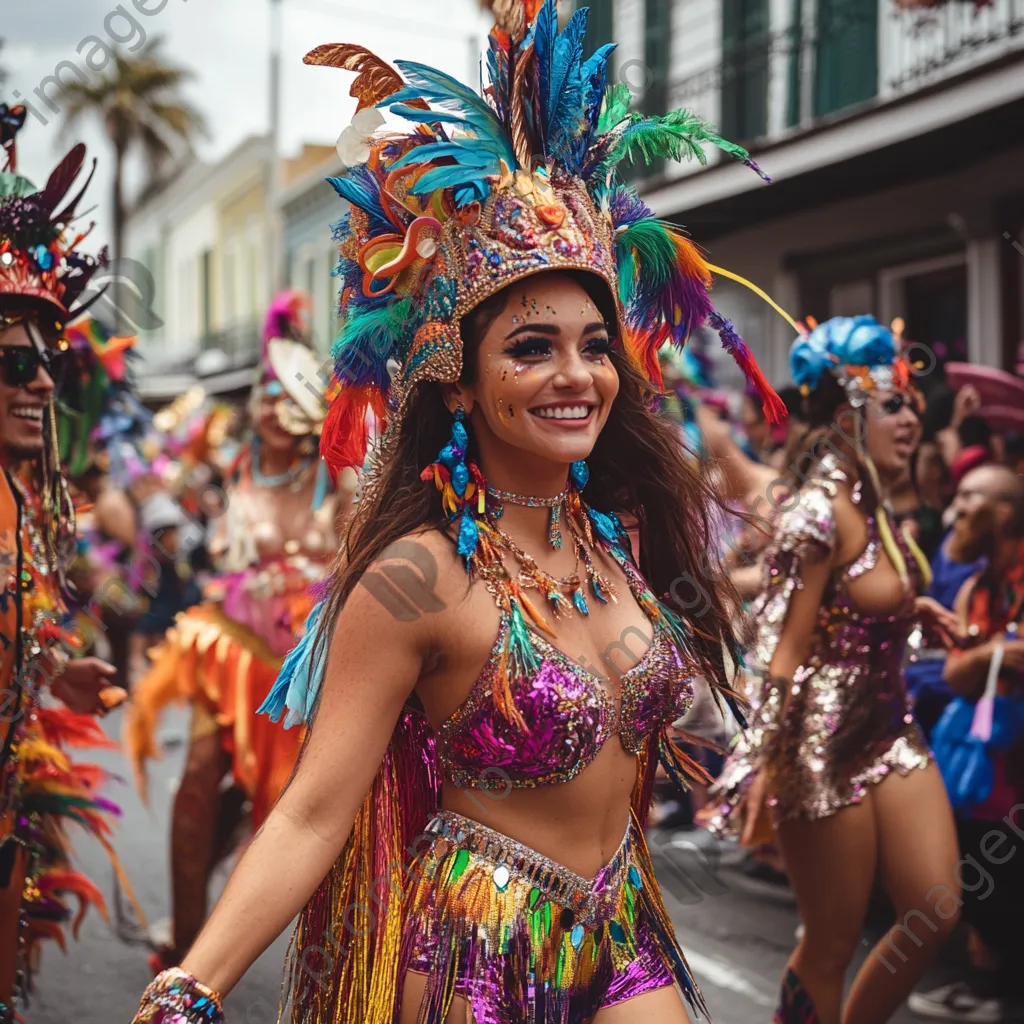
[[910, 463, 1024, 1023]]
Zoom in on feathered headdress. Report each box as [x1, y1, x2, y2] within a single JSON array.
[[0, 109, 106, 327], [314, 0, 785, 474], [789, 315, 914, 407]]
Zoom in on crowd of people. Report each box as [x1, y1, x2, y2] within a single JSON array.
[[0, 2, 1022, 1023]]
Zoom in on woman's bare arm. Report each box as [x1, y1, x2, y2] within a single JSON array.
[[766, 551, 832, 688], [178, 546, 439, 995]]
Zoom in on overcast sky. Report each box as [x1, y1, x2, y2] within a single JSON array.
[[2, 0, 492, 244]]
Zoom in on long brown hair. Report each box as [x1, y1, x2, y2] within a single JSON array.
[[315, 271, 741, 696]]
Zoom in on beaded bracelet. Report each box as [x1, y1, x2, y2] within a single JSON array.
[[132, 967, 225, 1024]]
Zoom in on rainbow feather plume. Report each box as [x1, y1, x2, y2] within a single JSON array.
[[708, 311, 787, 424]]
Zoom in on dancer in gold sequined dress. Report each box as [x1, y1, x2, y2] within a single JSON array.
[[709, 316, 962, 1024]]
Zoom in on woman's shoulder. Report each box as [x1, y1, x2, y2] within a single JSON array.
[[774, 466, 848, 559], [359, 526, 471, 612]]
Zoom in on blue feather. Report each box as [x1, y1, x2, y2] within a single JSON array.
[[388, 62, 515, 168], [258, 602, 327, 729], [326, 166, 394, 236], [457, 507, 479, 565], [547, 7, 588, 136], [389, 139, 498, 171], [409, 164, 494, 196], [533, 0, 559, 143]]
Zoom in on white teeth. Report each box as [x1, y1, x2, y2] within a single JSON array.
[[12, 409, 43, 422], [532, 405, 591, 420]]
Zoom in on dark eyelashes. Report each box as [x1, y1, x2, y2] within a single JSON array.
[[503, 335, 614, 358]]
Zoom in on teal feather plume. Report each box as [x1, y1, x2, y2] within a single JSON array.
[[258, 602, 327, 728], [597, 82, 632, 134], [388, 60, 515, 167], [332, 298, 411, 389], [613, 216, 680, 308], [507, 601, 542, 679]]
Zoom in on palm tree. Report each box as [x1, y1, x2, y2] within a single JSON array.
[[61, 39, 206, 302]]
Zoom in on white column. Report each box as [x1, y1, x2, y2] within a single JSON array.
[[767, 0, 792, 137], [966, 237, 1002, 367]]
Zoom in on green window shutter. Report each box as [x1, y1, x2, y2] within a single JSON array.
[[580, 0, 614, 59], [813, 0, 877, 117], [721, 0, 769, 142], [786, 0, 802, 128]]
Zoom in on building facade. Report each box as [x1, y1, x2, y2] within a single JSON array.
[[589, 0, 1024, 385], [279, 145, 347, 356], [124, 135, 276, 401]]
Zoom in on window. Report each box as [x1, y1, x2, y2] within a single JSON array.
[[643, 0, 672, 118], [200, 248, 212, 340], [813, 0, 877, 118], [580, 0, 614, 58], [721, 0, 770, 142]]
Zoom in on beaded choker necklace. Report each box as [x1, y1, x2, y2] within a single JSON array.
[[487, 484, 570, 549], [250, 439, 314, 492]]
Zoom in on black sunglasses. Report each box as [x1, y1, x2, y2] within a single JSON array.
[[0, 345, 67, 388], [876, 392, 920, 417]]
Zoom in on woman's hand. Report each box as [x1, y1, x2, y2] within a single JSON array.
[[50, 657, 124, 715], [739, 769, 770, 847], [914, 596, 959, 650]]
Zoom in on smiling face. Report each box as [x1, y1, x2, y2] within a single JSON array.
[[451, 273, 619, 485], [254, 384, 303, 457], [0, 319, 55, 462], [863, 388, 920, 479]]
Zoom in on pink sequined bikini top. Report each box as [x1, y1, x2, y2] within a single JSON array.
[[436, 569, 695, 790]]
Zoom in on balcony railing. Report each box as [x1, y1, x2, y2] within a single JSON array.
[[196, 319, 262, 374], [886, 0, 1024, 92], [668, 0, 1023, 148]]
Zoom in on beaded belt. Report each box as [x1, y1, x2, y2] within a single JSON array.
[[421, 810, 638, 927]]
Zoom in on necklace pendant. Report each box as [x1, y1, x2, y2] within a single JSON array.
[[549, 503, 563, 550]]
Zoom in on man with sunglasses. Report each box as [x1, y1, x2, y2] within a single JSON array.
[[0, 120, 128, 1018]]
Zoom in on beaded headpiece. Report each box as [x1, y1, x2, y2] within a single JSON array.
[[313, 0, 785, 474], [790, 315, 913, 408], [0, 107, 106, 328]]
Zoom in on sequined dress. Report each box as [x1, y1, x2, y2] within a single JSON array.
[[710, 456, 930, 828]]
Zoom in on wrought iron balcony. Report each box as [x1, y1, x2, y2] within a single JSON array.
[[667, 0, 1023, 149]]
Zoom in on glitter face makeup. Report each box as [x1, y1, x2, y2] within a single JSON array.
[[459, 273, 619, 472]]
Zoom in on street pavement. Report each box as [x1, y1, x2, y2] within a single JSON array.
[[29, 705, 939, 1023]]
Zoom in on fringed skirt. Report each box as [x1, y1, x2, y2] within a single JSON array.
[[400, 811, 708, 1023], [124, 603, 304, 828]]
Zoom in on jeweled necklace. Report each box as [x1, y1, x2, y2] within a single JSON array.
[[487, 484, 570, 548]]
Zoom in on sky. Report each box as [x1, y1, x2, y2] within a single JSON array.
[[1, 0, 493, 245]]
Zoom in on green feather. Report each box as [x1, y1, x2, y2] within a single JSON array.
[[332, 297, 412, 359], [608, 109, 752, 170], [614, 217, 677, 305], [597, 82, 632, 134], [507, 601, 542, 679]]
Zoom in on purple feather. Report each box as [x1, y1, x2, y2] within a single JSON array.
[[609, 186, 653, 228]]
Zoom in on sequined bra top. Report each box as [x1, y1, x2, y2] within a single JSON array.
[[436, 565, 696, 790]]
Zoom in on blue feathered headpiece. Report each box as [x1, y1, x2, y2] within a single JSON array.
[[308, 1, 785, 476], [790, 315, 908, 405]]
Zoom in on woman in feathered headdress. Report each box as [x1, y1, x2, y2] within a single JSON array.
[[124, 289, 356, 975], [706, 316, 961, 1023], [133, 5, 789, 1022]]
